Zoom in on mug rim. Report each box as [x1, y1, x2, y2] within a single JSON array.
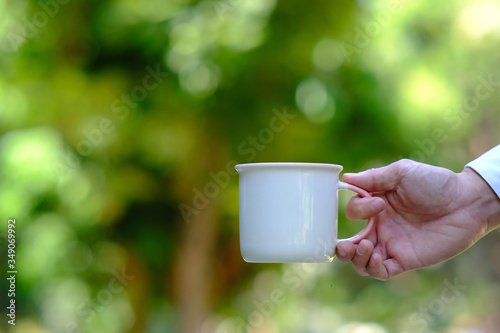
[[235, 162, 343, 172]]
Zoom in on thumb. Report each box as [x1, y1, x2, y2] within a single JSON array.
[[342, 159, 415, 192]]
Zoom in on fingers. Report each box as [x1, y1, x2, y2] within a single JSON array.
[[342, 159, 417, 192], [336, 240, 405, 280], [366, 253, 386, 280], [336, 239, 374, 276], [377, 258, 405, 280], [351, 239, 374, 276], [345, 196, 385, 221], [355, 253, 408, 280], [335, 240, 355, 263]]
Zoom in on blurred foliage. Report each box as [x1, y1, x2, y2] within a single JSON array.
[[1, 0, 500, 332]]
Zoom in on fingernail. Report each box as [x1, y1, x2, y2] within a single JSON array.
[[369, 259, 376, 267], [371, 198, 385, 212], [337, 248, 346, 257], [357, 246, 366, 256]]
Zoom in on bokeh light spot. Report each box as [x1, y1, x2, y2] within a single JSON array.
[[457, 0, 500, 39], [312, 38, 344, 72], [180, 63, 220, 96], [399, 67, 456, 125], [0, 127, 64, 192], [295, 78, 335, 123]]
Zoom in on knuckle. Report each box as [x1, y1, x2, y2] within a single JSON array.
[[397, 159, 417, 173], [366, 168, 378, 186], [394, 159, 418, 182]]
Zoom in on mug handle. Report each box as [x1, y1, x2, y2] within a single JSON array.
[[337, 181, 376, 244]]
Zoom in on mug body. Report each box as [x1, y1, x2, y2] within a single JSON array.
[[236, 163, 342, 263]]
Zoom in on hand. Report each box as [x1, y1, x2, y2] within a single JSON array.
[[336, 159, 500, 280]]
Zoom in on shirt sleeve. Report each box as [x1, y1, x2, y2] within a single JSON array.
[[465, 144, 500, 198]]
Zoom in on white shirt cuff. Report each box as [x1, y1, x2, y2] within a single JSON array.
[[465, 144, 500, 198]]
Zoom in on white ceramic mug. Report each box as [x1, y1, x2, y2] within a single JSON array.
[[235, 162, 375, 263]]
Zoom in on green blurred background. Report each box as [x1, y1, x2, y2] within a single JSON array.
[[1, 0, 500, 332]]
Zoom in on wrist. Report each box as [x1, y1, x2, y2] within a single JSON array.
[[460, 167, 500, 234]]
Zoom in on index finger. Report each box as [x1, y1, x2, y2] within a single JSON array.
[[345, 196, 385, 221], [342, 159, 417, 192]]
